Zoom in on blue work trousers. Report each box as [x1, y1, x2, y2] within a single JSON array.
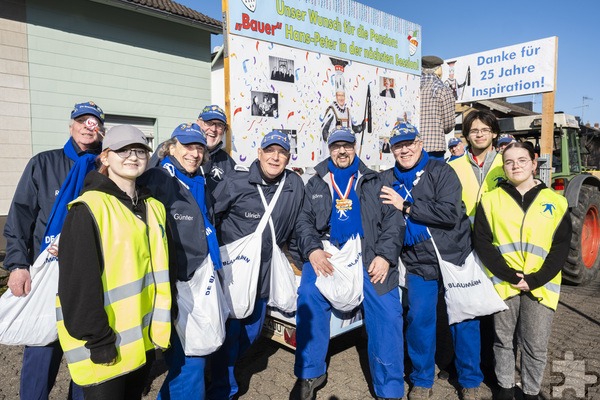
[[294, 262, 405, 399], [21, 341, 84, 400], [207, 297, 267, 400], [158, 331, 207, 400], [406, 273, 483, 389]]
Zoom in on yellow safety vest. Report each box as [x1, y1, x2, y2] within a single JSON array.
[[56, 191, 171, 386], [480, 187, 568, 310], [449, 152, 505, 224]]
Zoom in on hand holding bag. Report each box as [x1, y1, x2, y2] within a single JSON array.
[[315, 236, 364, 312], [430, 233, 508, 324], [0, 235, 60, 346], [219, 176, 286, 319], [174, 256, 229, 356]]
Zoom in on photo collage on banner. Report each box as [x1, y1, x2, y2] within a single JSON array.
[[224, 0, 422, 168]]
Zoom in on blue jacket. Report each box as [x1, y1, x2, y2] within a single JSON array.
[[295, 158, 404, 295], [202, 145, 236, 193], [3, 138, 100, 271], [138, 158, 213, 282], [380, 159, 472, 280], [213, 161, 304, 299]]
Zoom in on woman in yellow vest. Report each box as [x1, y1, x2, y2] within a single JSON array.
[[473, 142, 571, 400], [56, 125, 171, 399]]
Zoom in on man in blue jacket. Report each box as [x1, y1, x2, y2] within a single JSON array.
[[196, 104, 236, 192], [3, 101, 104, 400], [293, 128, 405, 400], [380, 123, 483, 400], [207, 130, 305, 400]]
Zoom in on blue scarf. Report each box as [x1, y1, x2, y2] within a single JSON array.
[[160, 157, 222, 270], [328, 157, 363, 247], [393, 150, 431, 246], [42, 140, 97, 250]]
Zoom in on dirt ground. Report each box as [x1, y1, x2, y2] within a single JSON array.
[[0, 265, 599, 399]]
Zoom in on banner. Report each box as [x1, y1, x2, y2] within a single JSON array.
[[441, 37, 557, 103], [224, 0, 422, 167]]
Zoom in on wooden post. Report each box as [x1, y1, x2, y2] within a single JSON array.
[[539, 38, 558, 186], [222, 0, 232, 155]]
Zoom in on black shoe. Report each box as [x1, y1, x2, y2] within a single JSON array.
[[494, 386, 514, 400], [292, 373, 327, 400], [437, 370, 450, 380]]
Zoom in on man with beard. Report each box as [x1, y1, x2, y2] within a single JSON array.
[[292, 128, 404, 400]]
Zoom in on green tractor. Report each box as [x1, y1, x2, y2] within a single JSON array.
[[498, 113, 600, 285]]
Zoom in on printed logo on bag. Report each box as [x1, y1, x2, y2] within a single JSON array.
[[447, 279, 482, 289], [346, 252, 362, 268], [174, 213, 194, 221], [205, 274, 216, 295], [245, 211, 261, 219], [223, 255, 251, 266]]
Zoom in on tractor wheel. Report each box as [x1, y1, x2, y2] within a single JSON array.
[[563, 185, 600, 285]]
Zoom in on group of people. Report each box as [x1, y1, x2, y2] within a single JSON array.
[[3, 97, 570, 400]]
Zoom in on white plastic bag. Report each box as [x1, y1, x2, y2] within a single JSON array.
[[267, 220, 298, 313], [175, 257, 229, 356], [219, 176, 286, 319], [218, 233, 263, 319], [315, 236, 364, 312], [436, 246, 508, 324], [0, 235, 60, 346]]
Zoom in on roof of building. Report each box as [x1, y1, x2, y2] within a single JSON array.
[[101, 0, 222, 33]]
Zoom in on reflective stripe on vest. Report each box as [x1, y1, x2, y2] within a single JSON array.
[[449, 153, 505, 220], [56, 192, 171, 386], [480, 187, 568, 310]]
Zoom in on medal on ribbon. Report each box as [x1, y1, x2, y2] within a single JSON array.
[[330, 172, 355, 213]]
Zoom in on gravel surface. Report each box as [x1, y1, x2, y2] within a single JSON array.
[[0, 276, 598, 400]]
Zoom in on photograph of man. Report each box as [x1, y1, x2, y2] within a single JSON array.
[[380, 77, 396, 98]]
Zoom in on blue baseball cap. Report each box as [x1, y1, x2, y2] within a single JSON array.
[[71, 101, 105, 123], [261, 130, 290, 151], [327, 128, 356, 146], [198, 104, 227, 124], [171, 123, 207, 146], [497, 134, 516, 146], [448, 137, 462, 149], [390, 123, 420, 146]]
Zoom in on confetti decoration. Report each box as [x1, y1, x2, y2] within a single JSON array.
[[242, 59, 249, 73], [234, 107, 243, 117], [287, 111, 294, 121], [322, 69, 330, 85]]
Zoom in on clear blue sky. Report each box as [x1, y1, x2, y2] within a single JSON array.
[[179, 0, 600, 126]]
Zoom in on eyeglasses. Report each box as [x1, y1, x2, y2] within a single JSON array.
[[468, 128, 493, 136], [504, 158, 532, 168], [204, 120, 226, 131], [262, 147, 290, 158], [391, 140, 419, 151], [113, 148, 149, 159], [329, 143, 355, 152]]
